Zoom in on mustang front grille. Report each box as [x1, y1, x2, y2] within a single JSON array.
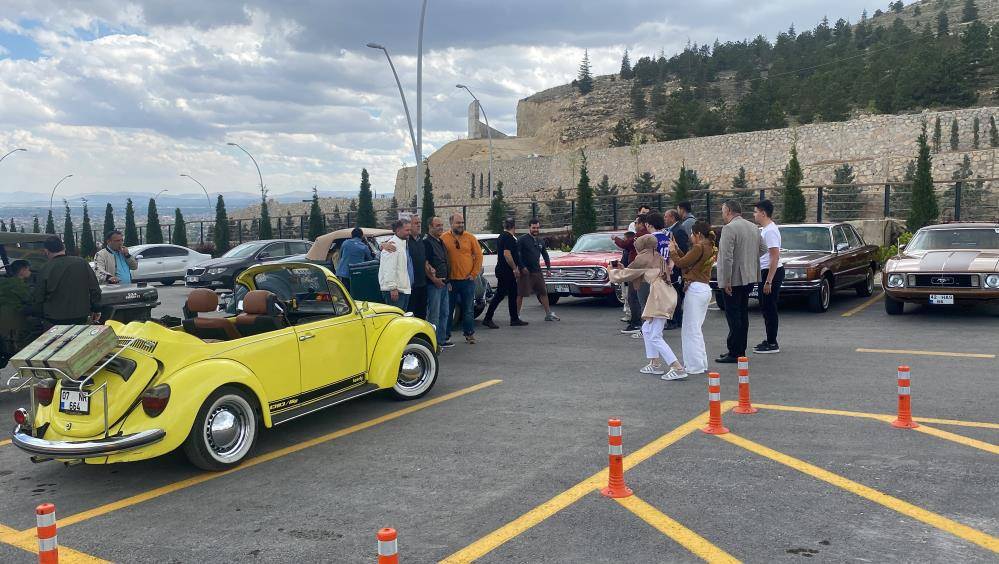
[[908, 274, 979, 288]]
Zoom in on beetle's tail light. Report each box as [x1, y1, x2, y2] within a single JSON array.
[[13, 408, 28, 426], [34, 379, 57, 406], [141, 384, 171, 417]]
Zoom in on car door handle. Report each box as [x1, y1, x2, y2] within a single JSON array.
[[298, 333, 316, 341]]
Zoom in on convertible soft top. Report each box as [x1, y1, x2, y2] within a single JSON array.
[[305, 227, 392, 261]]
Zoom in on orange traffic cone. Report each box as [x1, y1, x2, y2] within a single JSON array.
[[377, 528, 398, 564], [36, 503, 58, 564], [733, 357, 758, 414], [701, 373, 730, 434], [891, 366, 918, 429], [600, 418, 633, 498]]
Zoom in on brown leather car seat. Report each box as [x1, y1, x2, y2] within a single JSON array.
[[234, 290, 289, 337], [181, 289, 241, 341]]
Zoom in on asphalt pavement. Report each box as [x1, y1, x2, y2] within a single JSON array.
[[0, 284, 996, 562]]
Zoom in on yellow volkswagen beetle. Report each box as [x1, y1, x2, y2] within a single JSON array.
[[11, 262, 439, 470]]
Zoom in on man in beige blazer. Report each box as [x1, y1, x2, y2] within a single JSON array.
[[716, 200, 767, 363]]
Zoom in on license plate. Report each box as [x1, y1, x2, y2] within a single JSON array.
[[749, 286, 759, 298], [59, 389, 90, 415], [929, 294, 954, 305], [186, 276, 199, 283], [555, 284, 570, 294]]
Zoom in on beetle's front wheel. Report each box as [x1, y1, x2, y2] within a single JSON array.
[[391, 339, 438, 400], [183, 386, 259, 471]]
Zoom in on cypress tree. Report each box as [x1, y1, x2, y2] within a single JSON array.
[[962, 0, 978, 23], [972, 115, 980, 149], [576, 50, 593, 95], [259, 195, 273, 240], [572, 151, 597, 238], [891, 160, 917, 216], [173, 208, 188, 247], [594, 174, 619, 226], [356, 168, 376, 228], [908, 124, 939, 230], [386, 197, 399, 224], [213, 195, 231, 255], [45, 210, 56, 234], [548, 186, 571, 228], [331, 204, 342, 229], [32, 216, 40, 233], [102, 203, 115, 238], [932, 117, 942, 153], [124, 198, 138, 245], [990, 115, 999, 147], [146, 198, 163, 244], [619, 49, 632, 79], [630, 82, 646, 119], [0, 220, 5, 232], [937, 11, 950, 36], [950, 118, 959, 150], [421, 161, 436, 233], [486, 181, 508, 233], [80, 202, 96, 258], [8, 218, 14, 233], [780, 146, 806, 222], [827, 163, 862, 221], [62, 202, 78, 256], [308, 187, 325, 240]]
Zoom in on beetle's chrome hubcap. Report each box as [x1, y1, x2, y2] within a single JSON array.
[[209, 409, 239, 450], [399, 354, 424, 384], [204, 398, 252, 460]]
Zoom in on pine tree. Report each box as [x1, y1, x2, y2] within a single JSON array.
[[421, 161, 435, 233], [730, 166, 753, 200], [386, 197, 399, 224], [173, 208, 188, 247], [576, 50, 593, 95], [357, 168, 376, 227], [548, 186, 571, 228], [609, 118, 636, 147], [349, 199, 358, 212], [32, 216, 40, 233], [45, 210, 55, 234], [780, 146, 806, 222], [827, 163, 862, 221], [146, 198, 163, 244], [991, 115, 999, 147], [259, 196, 273, 240], [630, 82, 646, 119], [937, 11, 950, 36], [619, 49, 632, 79], [632, 171, 661, 210], [649, 83, 666, 111], [594, 174, 619, 226], [572, 151, 597, 238], [102, 203, 115, 238], [62, 202, 78, 256], [308, 187, 325, 240], [671, 164, 709, 205], [962, 0, 978, 23], [932, 117, 942, 153], [80, 202, 96, 258], [486, 181, 508, 233], [124, 198, 138, 246], [972, 115, 980, 149], [950, 118, 959, 150], [908, 124, 939, 230], [213, 195, 231, 256]]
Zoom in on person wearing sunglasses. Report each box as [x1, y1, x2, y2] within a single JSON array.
[[441, 213, 483, 345]]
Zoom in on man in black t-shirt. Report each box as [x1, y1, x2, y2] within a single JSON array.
[[483, 217, 527, 328], [517, 218, 559, 321]]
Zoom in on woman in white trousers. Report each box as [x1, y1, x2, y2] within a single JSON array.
[[670, 221, 717, 376]]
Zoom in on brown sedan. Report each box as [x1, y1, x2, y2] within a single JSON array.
[[883, 223, 999, 314]]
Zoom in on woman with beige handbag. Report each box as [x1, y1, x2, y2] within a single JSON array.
[[609, 234, 686, 380]]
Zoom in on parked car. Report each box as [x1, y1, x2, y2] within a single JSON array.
[[477, 233, 500, 286], [186, 239, 312, 290], [710, 222, 880, 313], [10, 261, 439, 470], [882, 222, 999, 314], [126, 244, 211, 286], [543, 231, 623, 305]]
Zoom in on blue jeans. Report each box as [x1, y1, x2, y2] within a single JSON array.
[[382, 291, 410, 311], [426, 283, 449, 346], [448, 279, 476, 338]]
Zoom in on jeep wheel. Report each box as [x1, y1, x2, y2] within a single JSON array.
[[183, 386, 259, 471], [855, 268, 874, 297], [808, 278, 832, 313], [885, 295, 904, 315], [391, 339, 438, 400]]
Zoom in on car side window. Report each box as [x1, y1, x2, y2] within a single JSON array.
[[845, 226, 863, 248], [161, 246, 188, 257], [140, 246, 166, 259], [262, 242, 289, 259], [833, 227, 849, 250], [292, 241, 310, 254]]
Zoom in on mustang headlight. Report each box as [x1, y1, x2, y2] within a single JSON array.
[[985, 274, 999, 289], [887, 273, 905, 288], [207, 267, 228, 275], [784, 268, 807, 280]]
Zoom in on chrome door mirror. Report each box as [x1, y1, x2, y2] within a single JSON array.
[[835, 242, 849, 252]]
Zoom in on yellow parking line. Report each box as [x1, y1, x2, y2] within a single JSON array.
[[0, 439, 10, 447], [616, 495, 740, 563], [855, 348, 995, 359], [0, 523, 109, 563], [440, 402, 735, 563], [30, 379, 501, 531], [914, 424, 999, 456], [717, 433, 999, 554], [754, 403, 999, 429], [841, 292, 883, 317]]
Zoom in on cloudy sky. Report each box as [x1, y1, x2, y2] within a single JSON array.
[[1, 0, 873, 198]]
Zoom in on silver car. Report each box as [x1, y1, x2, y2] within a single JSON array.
[[129, 244, 211, 286]]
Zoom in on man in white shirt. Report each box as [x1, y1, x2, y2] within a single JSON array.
[[753, 200, 783, 354], [378, 218, 413, 310]]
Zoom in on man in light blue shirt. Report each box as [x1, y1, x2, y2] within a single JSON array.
[[93, 230, 137, 285], [336, 227, 374, 292]]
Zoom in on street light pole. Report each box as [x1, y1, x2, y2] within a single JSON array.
[[49, 174, 74, 211], [416, 0, 427, 218], [0, 147, 26, 165], [366, 43, 419, 215], [227, 142, 266, 203], [154, 189, 168, 200], [456, 84, 493, 199], [180, 174, 213, 208]]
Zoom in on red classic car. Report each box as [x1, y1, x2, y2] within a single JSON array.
[[543, 231, 624, 305]]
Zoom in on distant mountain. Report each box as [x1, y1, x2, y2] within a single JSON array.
[[0, 189, 363, 208]]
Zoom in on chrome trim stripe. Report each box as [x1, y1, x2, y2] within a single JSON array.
[[11, 426, 165, 458]]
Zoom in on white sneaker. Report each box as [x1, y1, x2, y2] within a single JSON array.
[[640, 363, 666, 375], [631, 332, 642, 339], [662, 368, 688, 381], [545, 312, 560, 321], [620, 315, 630, 322]]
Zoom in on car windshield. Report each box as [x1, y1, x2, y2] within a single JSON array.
[[571, 234, 619, 253], [907, 228, 999, 251], [778, 227, 833, 252], [223, 242, 267, 259]]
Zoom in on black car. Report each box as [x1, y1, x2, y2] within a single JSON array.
[[186, 239, 312, 290]]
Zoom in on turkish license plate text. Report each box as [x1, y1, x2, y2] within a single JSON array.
[[555, 284, 570, 294], [929, 294, 954, 305], [59, 390, 90, 415]]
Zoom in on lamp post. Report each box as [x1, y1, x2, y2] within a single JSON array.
[[154, 189, 168, 200], [180, 174, 213, 208], [456, 84, 493, 199], [1, 147, 26, 165], [227, 142, 266, 202], [49, 174, 74, 210], [366, 42, 419, 214]]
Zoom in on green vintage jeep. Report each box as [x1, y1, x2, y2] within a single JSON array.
[[0, 232, 159, 367]]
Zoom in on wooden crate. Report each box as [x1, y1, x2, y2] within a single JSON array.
[[11, 325, 118, 380]]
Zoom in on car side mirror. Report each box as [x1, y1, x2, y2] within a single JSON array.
[[898, 244, 906, 252], [835, 242, 849, 252], [257, 252, 270, 260]]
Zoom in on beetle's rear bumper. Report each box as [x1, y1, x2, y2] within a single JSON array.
[[11, 425, 166, 458]]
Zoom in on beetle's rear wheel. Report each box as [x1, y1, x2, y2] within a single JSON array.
[[183, 386, 259, 471], [391, 339, 438, 400]]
